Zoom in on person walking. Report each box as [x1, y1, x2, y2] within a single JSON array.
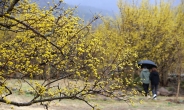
[[150, 67, 159, 100], [140, 66, 150, 97]]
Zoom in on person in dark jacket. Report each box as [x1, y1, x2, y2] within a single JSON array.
[[149, 67, 159, 100]]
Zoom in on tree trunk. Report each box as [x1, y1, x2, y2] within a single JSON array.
[[163, 70, 168, 86], [160, 68, 168, 86], [176, 75, 181, 100], [43, 63, 51, 89], [176, 56, 182, 100], [175, 46, 182, 101], [46, 64, 51, 90]]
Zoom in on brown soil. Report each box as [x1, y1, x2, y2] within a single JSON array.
[[1, 95, 184, 110]]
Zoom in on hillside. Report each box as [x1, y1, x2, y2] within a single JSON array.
[[32, 0, 116, 22]]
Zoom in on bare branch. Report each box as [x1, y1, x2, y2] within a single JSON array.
[[44, 73, 74, 87], [0, 81, 12, 98], [3, 15, 65, 57], [0, 96, 93, 107], [7, 0, 20, 13], [62, 16, 99, 48], [0, 23, 11, 29], [30, 0, 62, 26], [76, 97, 95, 109]]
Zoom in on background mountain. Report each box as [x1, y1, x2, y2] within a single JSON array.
[[33, 0, 118, 23], [64, 0, 119, 12]]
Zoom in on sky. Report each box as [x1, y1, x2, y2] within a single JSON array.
[[64, 0, 181, 12], [64, 0, 119, 12]]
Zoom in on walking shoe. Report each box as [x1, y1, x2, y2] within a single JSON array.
[[153, 94, 157, 99]]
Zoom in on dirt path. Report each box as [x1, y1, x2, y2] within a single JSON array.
[[1, 96, 184, 110]]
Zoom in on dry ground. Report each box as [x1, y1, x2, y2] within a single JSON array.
[[1, 79, 184, 110], [1, 95, 184, 110]]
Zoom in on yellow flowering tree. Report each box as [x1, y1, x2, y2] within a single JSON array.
[[0, 0, 183, 109], [0, 0, 138, 108], [113, 0, 184, 86]]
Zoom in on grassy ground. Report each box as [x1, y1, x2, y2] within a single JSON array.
[[1, 79, 184, 110], [1, 95, 184, 110]]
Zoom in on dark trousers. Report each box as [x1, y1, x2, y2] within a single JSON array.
[[151, 84, 158, 95], [143, 83, 149, 96]]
